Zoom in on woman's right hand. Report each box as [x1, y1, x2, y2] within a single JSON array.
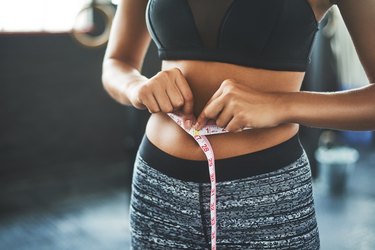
[[128, 67, 195, 129]]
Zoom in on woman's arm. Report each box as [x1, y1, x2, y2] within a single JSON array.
[[283, 0, 375, 131], [102, 0, 195, 125], [283, 84, 375, 131], [101, 0, 151, 106], [194, 0, 375, 132]]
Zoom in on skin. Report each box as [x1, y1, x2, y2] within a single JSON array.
[[102, 0, 375, 161]]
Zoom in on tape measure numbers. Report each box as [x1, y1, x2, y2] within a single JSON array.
[[167, 113, 251, 250]]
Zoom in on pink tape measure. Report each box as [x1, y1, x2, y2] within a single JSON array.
[[168, 113, 221, 249], [167, 113, 251, 250]]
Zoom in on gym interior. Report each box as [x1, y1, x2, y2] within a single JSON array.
[[1, 1, 374, 249]]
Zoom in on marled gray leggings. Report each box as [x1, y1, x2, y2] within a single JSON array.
[[129, 135, 320, 249]]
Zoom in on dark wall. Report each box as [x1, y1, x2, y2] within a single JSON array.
[[0, 33, 159, 211], [1, 34, 127, 169]]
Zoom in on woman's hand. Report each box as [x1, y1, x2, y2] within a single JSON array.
[[127, 67, 195, 128], [193, 79, 288, 132]]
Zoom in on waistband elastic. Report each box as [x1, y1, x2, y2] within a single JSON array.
[[138, 132, 304, 183]]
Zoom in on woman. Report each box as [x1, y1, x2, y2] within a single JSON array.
[[102, 0, 375, 249]]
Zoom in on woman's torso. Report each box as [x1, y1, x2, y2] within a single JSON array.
[[145, 0, 332, 160], [146, 60, 304, 160]]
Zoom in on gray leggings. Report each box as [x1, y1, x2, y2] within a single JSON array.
[[129, 135, 320, 249]]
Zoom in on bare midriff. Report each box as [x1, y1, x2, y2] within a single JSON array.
[[146, 59, 305, 161]]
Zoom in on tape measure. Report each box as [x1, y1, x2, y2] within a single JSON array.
[[168, 113, 251, 250], [168, 113, 222, 250], [168, 113, 219, 249]]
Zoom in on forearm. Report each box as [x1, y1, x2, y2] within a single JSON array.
[[283, 83, 375, 131], [101, 58, 148, 106]]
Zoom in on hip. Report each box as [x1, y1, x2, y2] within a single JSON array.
[[137, 129, 305, 183], [130, 149, 320, 249], [146, 112, 300, 161]]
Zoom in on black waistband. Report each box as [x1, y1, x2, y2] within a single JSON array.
[[138, 132, 304, 183]]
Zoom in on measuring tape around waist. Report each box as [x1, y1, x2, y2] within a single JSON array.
[[167, 113, 251, 250]]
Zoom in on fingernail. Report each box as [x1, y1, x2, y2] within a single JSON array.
[[184, 120, 192, 130], [194, 122, 200, 130]]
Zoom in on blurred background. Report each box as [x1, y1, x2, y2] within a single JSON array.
[[0, 1, 374, 249]]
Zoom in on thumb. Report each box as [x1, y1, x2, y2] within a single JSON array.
[[182, 112, 195, 130], [181, 95, 194, 130]]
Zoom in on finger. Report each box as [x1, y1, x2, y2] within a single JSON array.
[[142, 94, 160, 113], [165, 85, 194, 129], [165, 84, 184, 111], [215, 106, 233, 128], [200, 85, 224, 112], [174, 73, 195, 129], [153, 89, 174, 113], [195, 96, 225, 130], [225, 117, 243, 133], [210, 83, 225, 101], [192, 86, 224, 129], [174, 73, 194, 116]]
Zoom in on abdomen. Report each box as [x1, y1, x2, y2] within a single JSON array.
[[146, 59, 304, 160]]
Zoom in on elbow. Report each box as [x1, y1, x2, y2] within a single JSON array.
[[101, 59, 113, 94], [101, 68, 109, 92], [101, 70, 116, 102], [364, 90, 375, 130], [370, 104, 375, 130]]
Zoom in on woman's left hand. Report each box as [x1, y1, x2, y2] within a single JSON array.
[[193, 79, 289, 132]]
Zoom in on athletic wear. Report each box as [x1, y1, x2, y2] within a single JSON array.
[[138, 132, 303, 182], [130, 134, 320, 249], [146, 0, 319, 71], [130, 1, 323, 248]]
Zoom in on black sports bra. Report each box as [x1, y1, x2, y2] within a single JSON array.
[[145, 0, 320, 72]]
